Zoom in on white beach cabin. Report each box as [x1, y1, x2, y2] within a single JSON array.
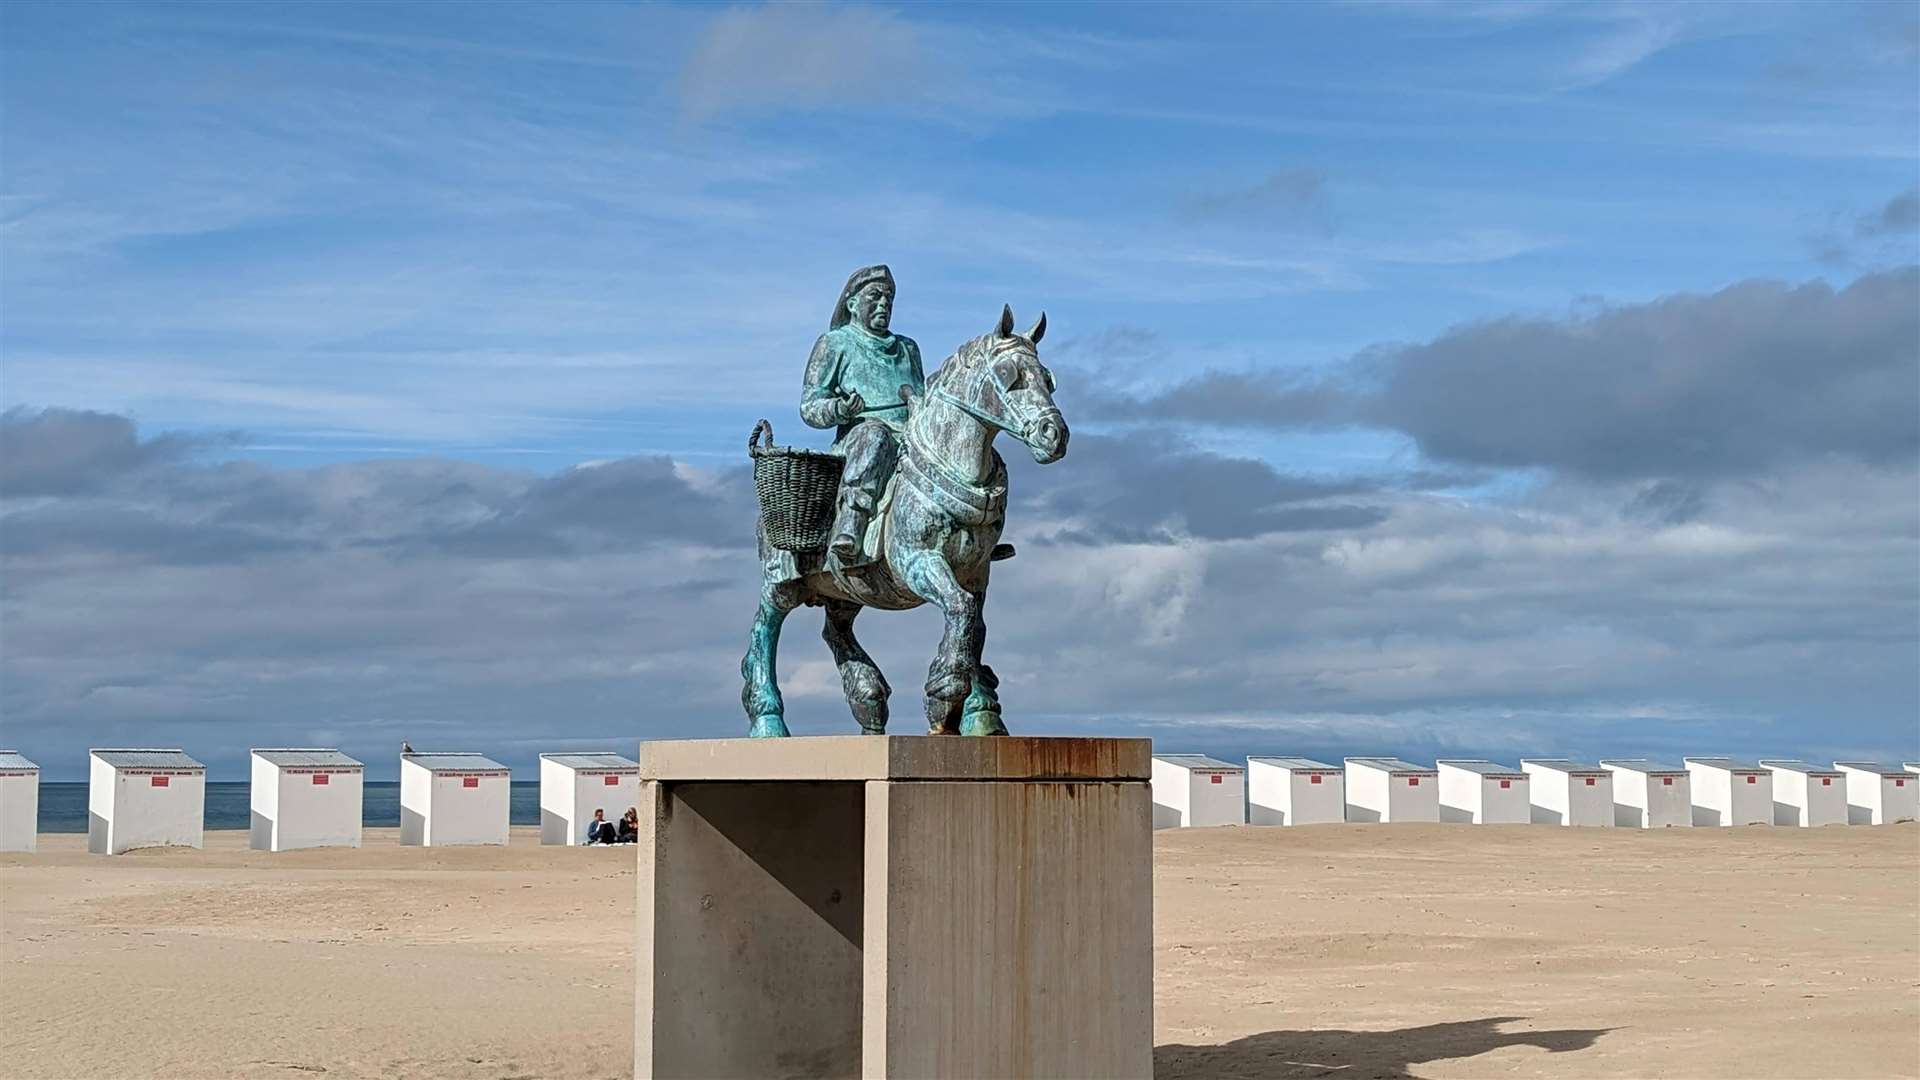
[[1601, 760, 1691, 828], [1343, 757, 1438, 823], [1246, 757, 1344, 826], [1684, 757, 1772, 827], [1436, 760, 1529, 824], [250, 749, 365, 851], [1150, 754, 1245, 828], [539, 752, 640, 844], [1759, 760, 1846, 827], [1521, 759, 1613, 827], [1834, 762, 1918, 825], [0, 750, 40, 853], [400, 752, 510, 846], [87, 749, 206, 854]]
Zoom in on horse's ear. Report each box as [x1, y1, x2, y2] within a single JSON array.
[[997, 304, 1015, 338], [1027, 311, 1046, 344]]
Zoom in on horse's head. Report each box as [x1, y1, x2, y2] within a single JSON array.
[[928, 305, 1069, 464]]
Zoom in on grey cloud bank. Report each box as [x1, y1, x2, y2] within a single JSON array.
[[1858, 188, 1919, 238], [5, 393, 1914, 779], [1093, 268, 1920, 480], [0, 408, 212, 496]]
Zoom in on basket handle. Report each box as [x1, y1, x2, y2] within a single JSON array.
[[748, 419, 773, 455]]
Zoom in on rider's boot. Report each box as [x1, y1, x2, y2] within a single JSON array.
[[829, 489, 873, 564]]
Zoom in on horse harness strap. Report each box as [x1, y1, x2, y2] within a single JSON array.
[[899, 440, 1007, 528], [928, 386, 1032, 448]]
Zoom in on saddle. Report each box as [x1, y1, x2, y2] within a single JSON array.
[[845, 460, 1017, 569], [762, 456, 1016, 585]]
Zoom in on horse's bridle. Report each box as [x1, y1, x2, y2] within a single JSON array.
[[926, 342, 1060, 451]]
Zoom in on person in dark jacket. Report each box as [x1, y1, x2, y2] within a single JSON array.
[[585, 808, 616, 845]]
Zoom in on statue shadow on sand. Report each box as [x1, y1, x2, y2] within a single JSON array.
[[1154, 1015, 1614, 1079]]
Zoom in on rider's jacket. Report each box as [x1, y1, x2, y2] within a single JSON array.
[[801, 324, 925, 443]]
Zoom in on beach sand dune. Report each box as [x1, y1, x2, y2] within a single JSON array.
[[3, 823, 1915, 1078]]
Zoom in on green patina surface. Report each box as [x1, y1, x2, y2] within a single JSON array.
[[742, 265, 1065, 738], [808, 324, 923, 438]]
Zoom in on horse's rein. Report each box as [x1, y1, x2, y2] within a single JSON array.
[[926, 386, 1035, 447], [926, 367, 1059, 450]]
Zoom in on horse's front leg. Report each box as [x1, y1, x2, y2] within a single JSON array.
[[901, 553, 978, 735], [960, 598, 1008, 736]]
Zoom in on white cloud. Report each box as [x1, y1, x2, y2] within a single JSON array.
[[677, 4, 942, 121]]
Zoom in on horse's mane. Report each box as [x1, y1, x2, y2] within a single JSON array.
[[924, 334, 988, 394], [926, 332, 1030, 393]]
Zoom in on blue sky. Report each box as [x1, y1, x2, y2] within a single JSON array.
[[3, 1, 1917, 778]]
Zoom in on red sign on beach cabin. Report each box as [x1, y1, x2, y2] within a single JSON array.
[[463, 776, 479, 788], [1407, 777, 1420, 786], [152, 775, 169, 787], [312, 773, 329, 785], [605, 775, 620, 785], [1309, 774, 1322, 784], [1210, 774, 1223, 784]]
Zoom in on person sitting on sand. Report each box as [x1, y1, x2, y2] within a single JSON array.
[[585, 808, 616, 845], [616, 807, 639, 844]]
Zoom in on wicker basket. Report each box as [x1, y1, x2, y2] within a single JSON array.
[[748, 419, 843, 551]]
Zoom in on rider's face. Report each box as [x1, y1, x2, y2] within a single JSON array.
[[850, 284, 892, 333]]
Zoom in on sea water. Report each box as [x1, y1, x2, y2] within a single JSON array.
[[31, 782, 552, 833]]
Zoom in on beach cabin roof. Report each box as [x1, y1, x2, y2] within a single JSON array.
[[253, 748, 363, 768], [1521, 758, 1608, 776], [1601, 758, 1687, 775], [1345, 757, 1433, 774], [1684, 756, 1766, 773], [1439, 759, 1526, 778], [0, 750, 38, 770], [91, 748, 204, 769], [539, 752, 639, 769], [1153, 754, 1240, 771], [403, 752, 509, 773], [1759, 759, 1842, 776], [1247, 756, 1337, 771], [1833, 761, 1907, 777]]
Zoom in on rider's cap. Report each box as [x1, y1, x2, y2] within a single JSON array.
[[831, 264, 895, 329]]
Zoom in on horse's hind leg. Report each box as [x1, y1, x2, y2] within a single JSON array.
[[740, 581, 804, 738], [822, 600, 890, 734], [960, 600, 1008, 736]]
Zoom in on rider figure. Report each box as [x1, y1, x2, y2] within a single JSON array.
[[803, 264, 925, 563]]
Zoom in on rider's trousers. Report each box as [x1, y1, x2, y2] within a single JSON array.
[[838, 419, 900, 512]]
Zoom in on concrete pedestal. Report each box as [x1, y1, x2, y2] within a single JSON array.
[[635, 736, 1153, 1080]]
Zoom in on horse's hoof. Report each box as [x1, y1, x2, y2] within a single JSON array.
[[747, 714, 791, 738], [960, 712, 1009, 737]]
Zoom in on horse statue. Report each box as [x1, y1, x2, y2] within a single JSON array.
[[741, 304, 1068, 737]]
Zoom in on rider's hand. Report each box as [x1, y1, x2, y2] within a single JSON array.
[[839, 391, 866, 421]]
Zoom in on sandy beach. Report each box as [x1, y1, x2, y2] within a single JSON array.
[[3, 824, 1916, 1079]]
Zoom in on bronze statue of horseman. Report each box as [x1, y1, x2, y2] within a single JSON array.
[[742, 265, 1069, 738]]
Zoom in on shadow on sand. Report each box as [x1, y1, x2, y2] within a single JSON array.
[[1155, 1015, 1613, 1079]]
